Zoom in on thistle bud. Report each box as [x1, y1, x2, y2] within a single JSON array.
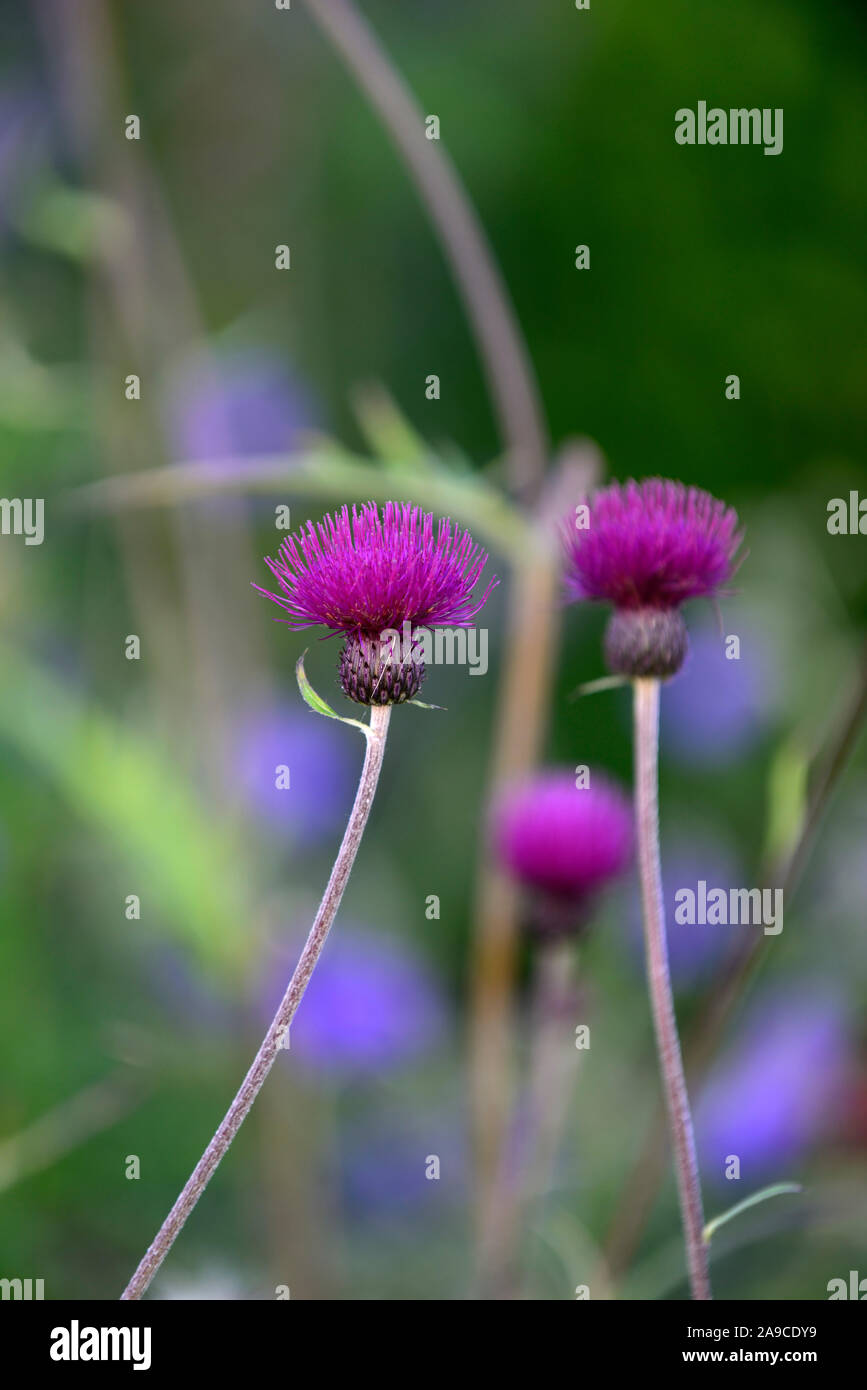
[[603, 606, 689, 679], [338, 632, 425, 705]]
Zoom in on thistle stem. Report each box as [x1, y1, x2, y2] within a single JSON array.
[[632, 678, 711, 1301], [477, 938, 577, 1298], [302, 0, 548, 494], [120, 702, 392, 1300], [602, 642, 867, 1286]]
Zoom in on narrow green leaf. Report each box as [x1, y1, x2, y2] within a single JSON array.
[[763, 739, 809, 869], [351, 383, 429, 468], [13, 178, 128, 262], [295, 652, 371, 738], [68, 442, 533, 565], [407, 699, 446, 710], [703, 1182, 803, 1244], [568, 674, 629, 702], [0, 643, 248, 976]]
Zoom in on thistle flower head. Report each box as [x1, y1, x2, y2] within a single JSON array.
[[565, 478, 741, 611], [255, 501, 497, 703], [697, 984, 851, 1182], [260, 928, 446, 1076], [492, 770, 633, 939], [563, 478, 742, 677], [257, 500, 496, 634]]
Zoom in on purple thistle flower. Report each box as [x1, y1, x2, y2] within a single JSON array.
[[696, 984, 852, 1184], [661, 617, 776, 764], [257, 501, 496, 634], [233, 699, 353, 842], [492, 769, 633, 938], [564, 478, 743, 678], [0, 84, 49, 237], [339, 1106, 468, 1221], [255, 502, 498, 704], [565, 478, 741, 611], [165, 348, 316, 466]]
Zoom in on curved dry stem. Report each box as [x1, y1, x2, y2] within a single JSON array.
[[299, 0, 558, 1266], [120, 704, 392, 1300], [470, 551, 561, 1230], [302, 0, 548, 496], [633, 678, 711, 1301]]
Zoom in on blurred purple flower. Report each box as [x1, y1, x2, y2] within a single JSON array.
[[149, 946, 238, 1034], [622, 832, 743, 988], [697, 984, 852, 1184], [339, 1108, 467, 1220], [233, 700, 353, 843], [492, 769, 633, 938], [563, 479, 742, 611], [0, 84, 49, 232], [260, 928, 448, 1076], [661, 619, 775, 764], [164, 348, 316, 467], [493, 770, 633, 900]]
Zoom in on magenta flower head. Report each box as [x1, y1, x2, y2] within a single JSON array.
[[492, 769, 633, 939], [564, 478, 742, 678], [254, 501, 497, 704]]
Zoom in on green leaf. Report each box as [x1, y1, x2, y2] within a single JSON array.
[[703, 1182, 803, 1244], [0, 326, 87, 432], [0, 643, 249, 977], [568, 674, 629, 701], [350, 383, 429, 469], [13, 179, 128, 263], [295, 652, 371, 738], [407, 699, 446, 710], [68, 442, 533, 565], [763, 739, 809, 869]]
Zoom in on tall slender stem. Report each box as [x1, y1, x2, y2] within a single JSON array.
[[601, 644, 867, 1287], [120, 703, 392, 1300], [302, 0, 548, 496], [632, 678, 711, 1301]]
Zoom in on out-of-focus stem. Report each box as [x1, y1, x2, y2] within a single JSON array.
[[477, 937, 579, 1297], [471, 550, 561, 1235], [633, 678, 711, 1301], [523, 940, 580, 1208], [120, 705, 391, 1300], [38, 0, 270, 793], [68, 447, 532, 566], [256, 1070, 335, 1299], [299, 0, 557, 1257], [302, 0, 548, 496], [0, 1071, 146, 1195]]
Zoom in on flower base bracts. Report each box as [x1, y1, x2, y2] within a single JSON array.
[[604, 606, 689, 679], [338, 632, 426, 705]]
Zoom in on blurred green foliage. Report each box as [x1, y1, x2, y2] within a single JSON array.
[[0, 0, 864, 1300]]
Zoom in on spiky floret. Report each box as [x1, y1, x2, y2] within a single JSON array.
[[255, 502, 497, 704], [255, 501, 497, 635], [564, 478, 741, 612]]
